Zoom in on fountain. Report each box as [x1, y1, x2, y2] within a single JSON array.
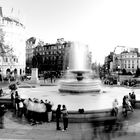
[[15, 42, 124, 122], [59, 42, 101, 93]]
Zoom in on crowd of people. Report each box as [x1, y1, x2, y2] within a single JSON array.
[[111, 91, 136, 117], [43, 71, 62, 83], [122, 92, 136, 117], [10, 89, 136, 132], [103, 78, 137, 87], [10, 90, 68, 131], [91, 92, 136, 139]]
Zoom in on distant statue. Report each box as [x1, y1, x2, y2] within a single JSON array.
[[32, 55, 38, 68], [32, 53, 42, 68]]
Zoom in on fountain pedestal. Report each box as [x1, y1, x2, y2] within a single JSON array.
[[59, 70, 101, 93], [75, 72, 84, 81]]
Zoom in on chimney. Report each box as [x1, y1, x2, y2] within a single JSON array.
[[0, 7, 3, 17]]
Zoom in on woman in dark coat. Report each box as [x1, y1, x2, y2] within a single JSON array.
[[15, 91, 20, 112], [56, 104, 61, 130]]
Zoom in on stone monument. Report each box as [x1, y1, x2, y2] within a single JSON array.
[[30, 55, 40, 84], [30, 68, 40, 84]]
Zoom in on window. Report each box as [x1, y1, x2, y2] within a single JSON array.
[[132, 64, 134, 68], [125, 64, 127, 69]]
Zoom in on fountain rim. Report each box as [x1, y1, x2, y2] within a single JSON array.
[[68, 69, 91, 74]]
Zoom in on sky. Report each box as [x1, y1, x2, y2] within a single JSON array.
[[1, 0, 140, 64]]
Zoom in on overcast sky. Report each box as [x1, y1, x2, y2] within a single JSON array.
[[1, 0, 140, 64]]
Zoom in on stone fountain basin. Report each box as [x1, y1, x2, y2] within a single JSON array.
[[52, 107, 116, 123], [2, 84, 140, 122], [59, 79, 101, 93]]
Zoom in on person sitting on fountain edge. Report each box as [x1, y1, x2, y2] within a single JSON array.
[[112, 98, 119, 116]]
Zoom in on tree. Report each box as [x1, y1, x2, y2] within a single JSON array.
[[0, 28, 13, 54], [0, 28, 5, 55], [135, 67, 140, 77], [9, 83, 17, 91], [43, 57, 48, 71], [122, 69, 127, 75], [127, 71, 132, 75], [0, 28, 4, 42]]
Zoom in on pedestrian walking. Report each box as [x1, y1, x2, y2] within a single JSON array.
[[61, 105, 68, 131], [56, 104, 61, 130], [18, 99, 24, 118], [131, 92, 136, 108], [47, 101, 53, 122], [44, 99, 48, 122], [15, 91, 20, 111], [0, 105, 6, 129], [11, 91, 15, 109]]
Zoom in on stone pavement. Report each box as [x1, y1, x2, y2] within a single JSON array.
[[0, 82, 9, 89], [0, 109, 139, 140], [1, 110, 94, 140], [0, 80, 57, 98]]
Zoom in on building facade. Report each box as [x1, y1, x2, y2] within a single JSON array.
[[33, 41, 70, 73], [26, 37, 44, 74], [27, 40, 92, 75], [106, 48, 140, 74], [120, 48, 139, 73], [0, 7, 26, 78]]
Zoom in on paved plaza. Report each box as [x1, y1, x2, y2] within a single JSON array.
[[0, 108, 139, 139], [1, 81, 140, 139]]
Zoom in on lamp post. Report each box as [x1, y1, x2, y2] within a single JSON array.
[[117, 66, 120, 85], [27, 67, 30, 75]]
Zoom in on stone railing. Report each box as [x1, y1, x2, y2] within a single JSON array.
[[52, 109, 113, 123]]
